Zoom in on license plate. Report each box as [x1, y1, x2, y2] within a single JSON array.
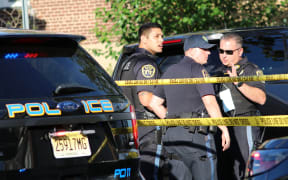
[[50, 131, 91, 159]]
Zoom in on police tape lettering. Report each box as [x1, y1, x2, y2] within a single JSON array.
[[115, 74, 288, 86], [136, 116, 288, 127]]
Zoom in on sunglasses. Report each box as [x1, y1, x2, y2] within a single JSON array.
[[219, 48, 241, 55]]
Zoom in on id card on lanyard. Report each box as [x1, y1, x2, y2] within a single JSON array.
[[219, 85, 235, 113]]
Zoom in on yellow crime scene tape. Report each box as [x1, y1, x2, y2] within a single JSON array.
[[137, 115, 288, 127], [111, 115, 288, 135], [115, 74, 288, 86], [111, 127, 133, 135], [111, 74, 288, 133]]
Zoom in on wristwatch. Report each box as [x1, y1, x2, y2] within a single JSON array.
[[236, 82, 244, 87]]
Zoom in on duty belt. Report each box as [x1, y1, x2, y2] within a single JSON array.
[[136, 111, 156, 119], [226, 110, 260, 117], [167, 112, 217, 135], [167, 112, 200, 119]]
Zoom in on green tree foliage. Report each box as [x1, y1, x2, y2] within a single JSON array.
[[94, 0, 288, 59]]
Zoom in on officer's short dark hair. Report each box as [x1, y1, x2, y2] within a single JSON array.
[[138, 23, 162, 42], [220, 33, 243, 47]]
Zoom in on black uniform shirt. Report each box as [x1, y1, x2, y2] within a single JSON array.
[[133, 48, 160, 93], [235, 57, 265, 91], [154, 56, 215, 116], [220, 57, 265, 114]]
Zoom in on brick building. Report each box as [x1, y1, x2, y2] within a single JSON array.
[[0, 0, 119, 74]]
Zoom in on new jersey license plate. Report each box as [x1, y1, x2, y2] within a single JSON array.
[[50, 131, 91, 159]]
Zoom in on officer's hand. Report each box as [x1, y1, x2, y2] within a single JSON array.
[[219, 126, 230, 151], [227, 64, 239, 86]]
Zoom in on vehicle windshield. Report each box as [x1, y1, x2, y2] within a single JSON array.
[[0, 37, 119, 99]]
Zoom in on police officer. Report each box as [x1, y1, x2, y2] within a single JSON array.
[[118, 22, 162, 179], [117, 23, 191, 180], [217, 33, 266, 180], [150, 35, 230, 180]]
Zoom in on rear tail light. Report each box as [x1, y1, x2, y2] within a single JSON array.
[[129, 105, 139, 149], [246, 149, 288, 177]]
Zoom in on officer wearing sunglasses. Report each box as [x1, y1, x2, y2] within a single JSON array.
[[217, 33, 266, 180]]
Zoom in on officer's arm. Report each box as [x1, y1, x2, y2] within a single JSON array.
[[234, 84, 266, 105], [138, 91, 153, 110], [228, 65, 266, 105], [202, 95, 222, 118], [202, 95, 230, 151], [149, 95, 166, 119]]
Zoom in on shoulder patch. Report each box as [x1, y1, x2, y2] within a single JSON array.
[[123, 61, 132, 70], [238, 69, 244, 76], [142, 64, 156, 78], [202, 69, 210, 78]]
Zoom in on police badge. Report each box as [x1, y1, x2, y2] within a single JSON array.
[[142, 64, 155, 78]]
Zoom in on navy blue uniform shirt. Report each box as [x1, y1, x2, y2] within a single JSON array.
[[133, 48, 160, 93], [154, 56, 215, 116]]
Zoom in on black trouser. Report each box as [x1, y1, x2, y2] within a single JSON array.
[[137, 112, 159, 180], [139, 140, 192, 180], [163, 126, 217, 180], [218, 111, 262, 180], [138, 114, 191, 180], [138, 137, 159, 180]]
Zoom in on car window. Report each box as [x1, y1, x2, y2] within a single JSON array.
[[157, 55, 184, 74], [244, 34, 288, 75], [0, 38, 120, 99]]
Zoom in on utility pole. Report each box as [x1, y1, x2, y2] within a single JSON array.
[[21, 0, 29, 29]]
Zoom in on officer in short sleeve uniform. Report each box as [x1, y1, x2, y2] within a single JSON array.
[[217, 33, 266, 180], [151, 35, 231, 180], [155, 57, 218, 180], [130, 48, 163, 179], [218, 58, 265, 180]]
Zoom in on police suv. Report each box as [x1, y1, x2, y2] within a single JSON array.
[[0, 29, 139, 179]]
